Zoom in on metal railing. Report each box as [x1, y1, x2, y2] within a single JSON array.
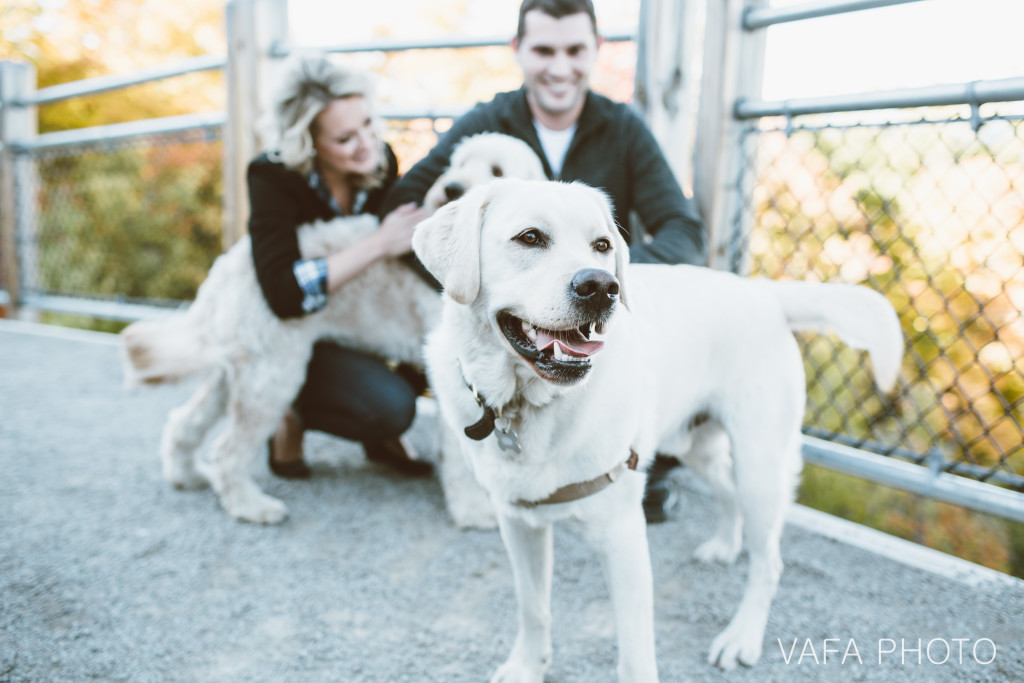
[[280, 29, 636, 58], [742, 0, 927, 29], [735, 78, 1024, 120], [18, 55, 228, 108]]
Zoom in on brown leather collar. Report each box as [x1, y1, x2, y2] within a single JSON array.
[[515, 450, 639, 508]]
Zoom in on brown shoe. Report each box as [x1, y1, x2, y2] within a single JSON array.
[[268, 410, 311, 479], [364, 437, 433, 477]]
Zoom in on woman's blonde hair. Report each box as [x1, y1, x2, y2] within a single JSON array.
[[260, 52, 387, 185]]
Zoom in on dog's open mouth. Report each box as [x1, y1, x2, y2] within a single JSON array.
[[497, 311, 606, 384]]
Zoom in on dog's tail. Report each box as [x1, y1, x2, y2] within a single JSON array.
[[121, 313, 220, 387], [763, 280, 904, 392]]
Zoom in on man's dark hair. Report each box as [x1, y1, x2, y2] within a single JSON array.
[[516, 0, 598, 42]]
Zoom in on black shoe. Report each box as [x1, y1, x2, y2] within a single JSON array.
[[364, 437, 433, 478], [643, 455, 680, 524], [268, 438, 312, 479]]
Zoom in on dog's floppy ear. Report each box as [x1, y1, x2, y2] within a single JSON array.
[[412, 185, 490, 305]]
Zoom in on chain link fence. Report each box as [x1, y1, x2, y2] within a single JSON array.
[[730, 107, 1024, 490], [15, 127, 224, 312]]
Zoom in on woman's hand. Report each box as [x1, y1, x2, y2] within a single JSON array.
[[325, 203, 431, 294], [374, 203, 430, 257]]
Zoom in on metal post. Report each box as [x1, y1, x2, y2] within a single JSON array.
[[693, 0, 768, 272], [635, 0, 700, 198], [0, 60, 38, 319], [223, 0, 288, 250]]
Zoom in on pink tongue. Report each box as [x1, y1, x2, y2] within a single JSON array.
[[534, 329, 604, 357]]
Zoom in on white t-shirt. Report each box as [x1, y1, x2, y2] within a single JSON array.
[[533, 121, 577, 178]]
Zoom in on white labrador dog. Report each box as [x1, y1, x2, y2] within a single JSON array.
[[121, 133, 544, 525], [412, 178, 902, 679]]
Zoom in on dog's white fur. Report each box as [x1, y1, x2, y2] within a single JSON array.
[[121, 133, 544, 525], [122, 215, 438, 524], [412, 178, 903, 680], [424, 133, 548, 212]]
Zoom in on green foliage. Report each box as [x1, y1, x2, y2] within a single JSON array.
[[799, 465, 1017, 577], [1009, 521, 1024, 578], [36, 139, 223, 303], [40, 312, 127, 335]]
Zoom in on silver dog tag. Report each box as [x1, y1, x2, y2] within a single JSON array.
[[494, 417, 521, 454]]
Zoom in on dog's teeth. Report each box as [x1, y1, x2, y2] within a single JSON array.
[[553, 342, 565, 361], [521, 320, 539, 343], [589, 322, 597, 337]]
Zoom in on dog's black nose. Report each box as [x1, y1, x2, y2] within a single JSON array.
[[571, 269, 619, 310], [444, 183, 465, 201]]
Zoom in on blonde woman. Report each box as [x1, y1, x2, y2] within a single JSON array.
[[250, 53, 431, 479]]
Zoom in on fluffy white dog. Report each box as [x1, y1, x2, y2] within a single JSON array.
[[121, 133, 544, 524], [412, 178, 903, 679]]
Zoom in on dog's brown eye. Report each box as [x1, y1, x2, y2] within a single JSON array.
[[594, 238, 611, 253], [516, 229, 543, 246], [491, 165, 504, 177]]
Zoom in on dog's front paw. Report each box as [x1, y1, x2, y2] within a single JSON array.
[[490, 658, 547, 683], [694, 534, 741, 564], [707, 619, 764, 670], [221, 488, 289, 525], [162, 461, 209, 490]]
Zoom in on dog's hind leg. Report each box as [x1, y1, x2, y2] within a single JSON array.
[[706, 428, 798, 671], [160, 371, 228, 489], [206, 356, 309, 525], [492, 514, 554, 683], [680, 422, 743, 564]]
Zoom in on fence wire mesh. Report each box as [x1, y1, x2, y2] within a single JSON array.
[[17, 127, 223, 309], [732, 109, 1024, 490]]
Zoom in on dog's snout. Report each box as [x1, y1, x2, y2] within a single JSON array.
[[571, 269, 619, 309], [444, 183, 465, 202]]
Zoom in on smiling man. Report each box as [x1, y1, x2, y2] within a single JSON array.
[[384, 0, 707, 521], [515, 8, 596, 133]]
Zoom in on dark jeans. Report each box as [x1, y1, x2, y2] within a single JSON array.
[[293, 342, 417, 442]]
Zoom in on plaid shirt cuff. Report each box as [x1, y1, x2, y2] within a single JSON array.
[[293, 258, 329, 313]]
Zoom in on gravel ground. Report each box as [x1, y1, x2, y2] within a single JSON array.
[[1, 320, 1023, 682]]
